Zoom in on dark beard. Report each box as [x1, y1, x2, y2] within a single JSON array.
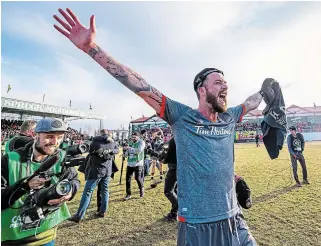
[[205, 89, 226, 113], [34, 139, 56, 155]]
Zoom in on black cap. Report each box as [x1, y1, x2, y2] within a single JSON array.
[[131, 132, 139, 136], [289, 126, 297, 131], [193, 68, 224, 91]]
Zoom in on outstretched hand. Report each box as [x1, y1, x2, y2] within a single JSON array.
[[53, 8, 96, 51]]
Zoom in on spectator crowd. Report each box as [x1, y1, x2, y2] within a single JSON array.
[[1, 119, 84, 142]]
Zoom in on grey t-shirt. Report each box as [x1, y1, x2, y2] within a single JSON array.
[[161, 97, 245, 223]]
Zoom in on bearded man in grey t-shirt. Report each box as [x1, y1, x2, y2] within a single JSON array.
[[53, 9, 264, 245]]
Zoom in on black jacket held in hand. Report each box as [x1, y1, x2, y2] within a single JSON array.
[[163, 137, 177, 170], [1, 141, 80, 210], [260, 78, 287, 159], [79, 136, 119, 180]]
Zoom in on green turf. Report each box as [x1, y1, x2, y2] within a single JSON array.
[[56, 142, 321, 246]]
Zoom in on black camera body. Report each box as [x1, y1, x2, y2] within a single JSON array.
[[19, 146, 88, 226], [147, 139, 168, 162], [21, 178, 72, 224], [63, 143, 89, 167]]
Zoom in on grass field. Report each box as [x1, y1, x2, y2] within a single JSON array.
[[57, 142, 321, 246]]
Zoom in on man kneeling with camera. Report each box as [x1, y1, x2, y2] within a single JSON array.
[[1, 118, 80, 246]]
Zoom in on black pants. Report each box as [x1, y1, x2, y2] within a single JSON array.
[[164, 168, 178, 215], [126, 166, 144, 195], [290, 152, 308, 183]]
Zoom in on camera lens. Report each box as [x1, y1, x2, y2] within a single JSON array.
[[78, 144, 87, 153], [55, 180, 72, 196]]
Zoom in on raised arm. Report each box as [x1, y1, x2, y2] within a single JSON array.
[[53, 8, 163, 114], [243, 92, 263, 114]]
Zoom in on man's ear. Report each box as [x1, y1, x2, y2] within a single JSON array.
[[198, 86, 206, 97]]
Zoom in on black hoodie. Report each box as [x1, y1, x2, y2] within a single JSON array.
[[260, 79, 287, 159]]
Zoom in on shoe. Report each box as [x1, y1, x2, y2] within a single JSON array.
[[164, 212, 177, 221], [303, 180, 310, 184], [95, 212, 105, 218], [151, 176, 154, 180], [160, 175, 163, 180], [124, 195, 131, 200], [140, 190, 145, 198], [68, 215, 81, 223], [296, 183, 302, 187]]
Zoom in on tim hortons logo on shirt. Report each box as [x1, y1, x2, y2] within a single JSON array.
[[194, 125, 231, 136]]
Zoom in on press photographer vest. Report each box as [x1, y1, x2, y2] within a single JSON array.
[[127, 140, 144, 164], [1, 151, 71, 242]]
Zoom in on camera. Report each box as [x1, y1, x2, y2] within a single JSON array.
[[93, 148, 114, 160], [147, 138, 168, 162], [62, 143, 89, 167], [21, 178, 72, 224], [18, 150, 83, 226]]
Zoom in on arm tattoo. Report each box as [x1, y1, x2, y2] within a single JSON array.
[[87, 45, 163, 111], [243, 92, 263, 114]]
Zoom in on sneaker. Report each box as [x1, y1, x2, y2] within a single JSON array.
[[124, 195, 131, 200], [164, 212, 177, 221], [296, 183, 302, 187], [68, 215, 82, 224], [303, 180, 310, 185], [95, 212, 105, 218], [140, 189, 145, 198]]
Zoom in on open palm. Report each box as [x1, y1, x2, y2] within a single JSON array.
[[53, 8, 96, 51]]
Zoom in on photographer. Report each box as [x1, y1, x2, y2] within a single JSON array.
[[143, 139, 152, 177], [162, 137, 178, 221], [1, 118, 80, 246], [69, 129, 119, 222], [123, 132, 145, 200], [96, 132, 119, 213], [287, 126, 309, 187], [150, 135, 164, 181]]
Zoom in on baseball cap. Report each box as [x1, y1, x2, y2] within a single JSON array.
[[131, 132, 139, 136], [35, 118, 68, 133], [289, 126, 297, 131], [193, 68, 224, 91]]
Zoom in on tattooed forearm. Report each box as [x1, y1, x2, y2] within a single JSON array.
[[243, 92, 263, 114], [86, 44, 164, 112]]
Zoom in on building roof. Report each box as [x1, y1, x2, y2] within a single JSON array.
[[130, 114, 167, 124], [130, 115, 153, 123]]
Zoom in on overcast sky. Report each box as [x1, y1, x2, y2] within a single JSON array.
[[2, 1, 321, 132]]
